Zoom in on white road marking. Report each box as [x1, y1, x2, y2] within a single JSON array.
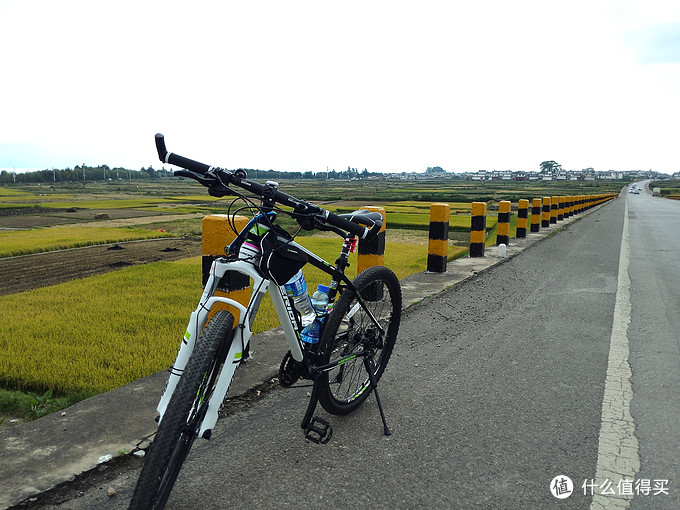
[[590, 199, 640, 509]]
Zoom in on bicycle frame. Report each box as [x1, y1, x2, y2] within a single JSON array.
[[156, 234, 386, 439]]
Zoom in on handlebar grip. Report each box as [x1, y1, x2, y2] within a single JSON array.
[[155, 133, 212, 175], [155, 133, 167, 161]]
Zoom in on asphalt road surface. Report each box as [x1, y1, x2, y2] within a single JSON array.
[[33, 185, 679, 510]]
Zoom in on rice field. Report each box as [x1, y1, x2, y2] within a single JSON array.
[[0, 236, 464, 394], [0, 226, 175, 258]]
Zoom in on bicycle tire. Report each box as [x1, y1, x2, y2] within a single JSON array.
[[129, 310, 235, 510], [317, 265, 401, 415]]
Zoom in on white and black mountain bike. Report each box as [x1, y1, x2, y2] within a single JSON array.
[[129, 135, 402, 509]]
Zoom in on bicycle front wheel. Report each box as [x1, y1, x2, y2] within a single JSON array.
[[129, 310, 235, 510], [317, 265, 401, 415]]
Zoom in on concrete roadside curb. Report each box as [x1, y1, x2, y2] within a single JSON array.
[[0, 200, 612, 509]]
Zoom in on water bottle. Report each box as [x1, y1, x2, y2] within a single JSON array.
[[301, 285, 330, 344], [284, 270, 315, 330], [311, 284, 330, 316]]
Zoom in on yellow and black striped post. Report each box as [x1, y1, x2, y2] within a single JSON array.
[[202, 214, 250, 322], [557, 196, 565, 221], [550, 196, 558, 224], [531, 198, 542, 233], [565, 196, 572, 218], [357, 206, 386, 274], [517, 199, 529, 238], [542, 197, 551, 228], [496, 200, 511, 246], [470, 202, 486, 257], [427, 203, 450, 273]]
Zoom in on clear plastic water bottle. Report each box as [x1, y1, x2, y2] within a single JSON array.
[[311, 284, 330, 316], [301, 285, 330, 344], [284, 270, 315, 330]]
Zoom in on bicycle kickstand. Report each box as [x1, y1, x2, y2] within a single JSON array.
[[364, 357, 392, 436]]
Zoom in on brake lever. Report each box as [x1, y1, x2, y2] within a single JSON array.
[[174, 169, 214, 185], [311, 215, 346, 237], [206, 168, 235, 197], [174, 169, 233, 197]]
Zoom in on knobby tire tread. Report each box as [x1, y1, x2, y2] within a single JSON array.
[[129, 310, 235, 510]]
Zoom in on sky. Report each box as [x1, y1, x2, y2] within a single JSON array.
[[1, 0, 679, 174]]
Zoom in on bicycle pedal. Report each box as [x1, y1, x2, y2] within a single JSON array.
[[304, 416, 333, 444]]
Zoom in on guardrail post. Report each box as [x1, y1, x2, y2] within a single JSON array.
[[202, 214, 250, 322], [516, 199, 528, 238], [531, 198, 542, 233], [550, 196, 558, 224], [357, 206, 386, 274], [427, 203, 450, 273], [496, 200, 511, 245], [558, 196, 565, 221], [565, 195, 573, 218], [542, 197, 551, 228], [470, 202, 486, 257]]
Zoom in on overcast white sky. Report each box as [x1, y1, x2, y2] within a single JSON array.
[[1, 0, 679, 174]]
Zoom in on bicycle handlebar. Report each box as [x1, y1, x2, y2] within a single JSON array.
[[155, 134, 377, 239]]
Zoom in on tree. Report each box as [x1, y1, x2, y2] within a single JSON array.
[[540, 161, 561, 173], [426, 166, 446, 174]]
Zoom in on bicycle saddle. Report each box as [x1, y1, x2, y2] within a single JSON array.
[[337, 210, 383, 232]]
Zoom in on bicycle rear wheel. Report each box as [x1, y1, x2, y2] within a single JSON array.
[[129, 310, 235, 510], [317, 265, 401, 415]]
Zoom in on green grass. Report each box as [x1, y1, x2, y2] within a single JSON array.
[[0, 188, 32, 197], [0, 388, 96, 421], [0, 226, 175, 257]]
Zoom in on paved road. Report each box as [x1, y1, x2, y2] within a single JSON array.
[[626, 182, 680, 510], [35, 188, 679, 510]]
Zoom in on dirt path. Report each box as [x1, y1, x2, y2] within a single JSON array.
[[0, 238, 202, 295], [48, 213, 206, 229]]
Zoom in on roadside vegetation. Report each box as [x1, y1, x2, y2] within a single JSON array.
[[649, 180, 680, 199]]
